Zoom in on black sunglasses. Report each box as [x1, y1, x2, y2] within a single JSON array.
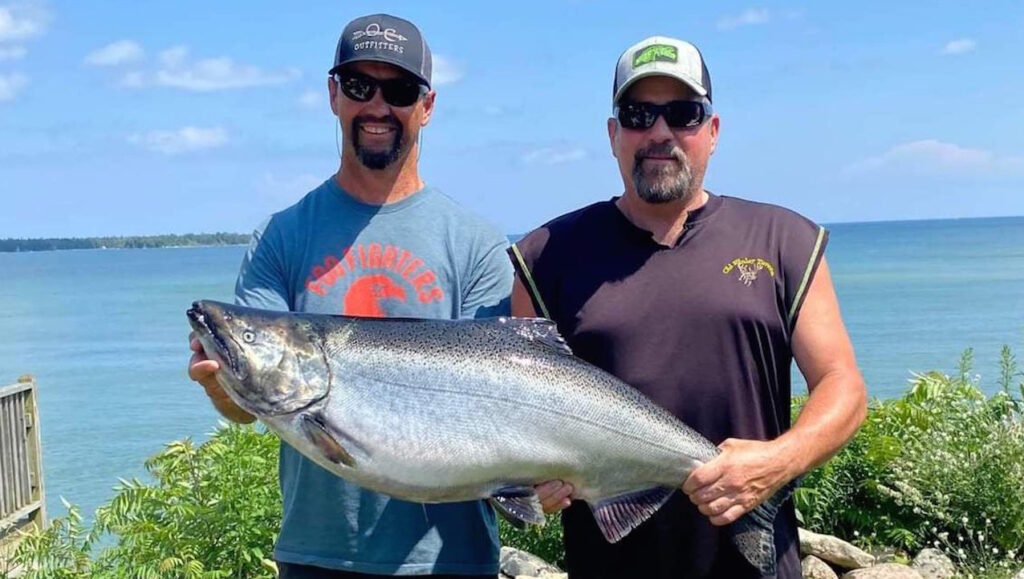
[[333, 71, 427, 108], [615, 100, 713, 130]]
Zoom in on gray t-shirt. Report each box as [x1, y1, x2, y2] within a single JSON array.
[[235, 177, 513, 574]]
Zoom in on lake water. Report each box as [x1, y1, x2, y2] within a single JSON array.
[[1, 216, 1023, 521]]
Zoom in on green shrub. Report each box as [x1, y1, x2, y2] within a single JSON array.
[[796, 347, 1024, 574], [499, 514, 565, 568], [9, 423, 281, 578]]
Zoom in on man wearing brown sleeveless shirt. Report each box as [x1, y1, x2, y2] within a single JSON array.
[[513, 36, 867, 578]]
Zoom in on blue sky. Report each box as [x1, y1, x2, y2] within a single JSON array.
[[1, 0, 1022, 238]]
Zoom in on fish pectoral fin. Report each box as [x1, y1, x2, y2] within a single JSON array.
[[590, 487, 676, 543], [489, 486, 546, 529], [300, 413, 356, 467]]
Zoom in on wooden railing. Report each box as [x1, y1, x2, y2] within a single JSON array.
[[0, 375, 45, 540]]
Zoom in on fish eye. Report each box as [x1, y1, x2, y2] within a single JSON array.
[[242, 330, 256, 343]]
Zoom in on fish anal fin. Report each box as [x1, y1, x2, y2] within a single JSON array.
[[300, 413, 356, 467], [590, 487, 676, 543], [498, 317, 573, 356], [490, 486, 546, 529]]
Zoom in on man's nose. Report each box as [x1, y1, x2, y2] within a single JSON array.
[[646, 114, 675, 141]]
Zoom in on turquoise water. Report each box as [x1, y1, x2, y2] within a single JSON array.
[[1, 216, 1023, 522]]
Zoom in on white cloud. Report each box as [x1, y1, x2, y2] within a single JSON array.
[[432, 54, 463, 86], [0, 72, 27, 101], [118, 71, 145, 88], [297, 89, 321, 110], [159, 45, 188, 68], [522, 146, 588, 166], [0, 4, 48, 42], [85, 40, 144, 66], [718, 8, 770, 30], [0, 45, 25, 60], [119, 46, 300, 91], [128, 126, 229, 155], [941, 38, 976, 55], [844, 140, 1024, 177]]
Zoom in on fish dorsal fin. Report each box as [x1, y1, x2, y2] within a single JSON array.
[[489, 486, 546, 529], [497, 317, 573, 356], [590, 487, 676, 543]]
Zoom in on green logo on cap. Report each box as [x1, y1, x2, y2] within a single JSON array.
[[632, 44, 678, 68]]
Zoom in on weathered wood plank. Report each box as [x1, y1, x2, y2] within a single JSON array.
[[1, 396, 12, 518], [0, 379, 44, 535], [0, 382, 32, 399], [22, 383, 44, 527]]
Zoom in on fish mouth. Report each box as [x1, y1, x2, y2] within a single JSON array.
[[187, 302, 244, 378]]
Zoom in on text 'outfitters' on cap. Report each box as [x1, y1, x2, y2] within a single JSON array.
[[331, 13, 432, 88]]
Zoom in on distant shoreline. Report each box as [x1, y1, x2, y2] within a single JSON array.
[[0, 233, 251, 253]]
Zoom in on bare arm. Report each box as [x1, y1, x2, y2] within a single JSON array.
[[776, 257, 867, 473], [511, 276, 539, 318], [684, 258, 867, 524]]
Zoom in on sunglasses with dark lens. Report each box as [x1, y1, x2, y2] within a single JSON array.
[[334, 71, 426, 107], [615, 100, 713, 130]]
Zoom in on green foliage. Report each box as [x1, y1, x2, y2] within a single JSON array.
[[796, 347, 1024, 573], [499, 514, 565, 569], [0, 233, 250, 253], [7, 423, 281, 578]]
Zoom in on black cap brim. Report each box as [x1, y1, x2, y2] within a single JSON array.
[[330, 55, 430, 88]]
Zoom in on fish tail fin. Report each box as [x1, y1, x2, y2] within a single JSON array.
[[729, 478, 798, 577]]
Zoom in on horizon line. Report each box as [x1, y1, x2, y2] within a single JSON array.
[[4, 213, 1024, 242]]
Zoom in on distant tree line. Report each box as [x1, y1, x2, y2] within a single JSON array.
[[0, 232, 251, 253]]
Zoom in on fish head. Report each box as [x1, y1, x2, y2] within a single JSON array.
[[187, 300, 330, 416]]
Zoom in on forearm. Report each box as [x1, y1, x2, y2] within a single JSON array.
[[213, 397, 257, 424], [775, 369, 867, 478], [203, 382, 257, 424]]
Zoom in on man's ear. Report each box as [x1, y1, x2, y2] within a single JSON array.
[[420, 90, 436, 127], [328, 76, 339, 117], [607, 117, 619, 159], [708, 114, 720, 155]]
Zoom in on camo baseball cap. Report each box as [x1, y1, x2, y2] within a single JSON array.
[[330, 13, 432, 88], [612, 36, 712, 107]]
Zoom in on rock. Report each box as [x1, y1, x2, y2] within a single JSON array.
[[841, 563, 924, 578], [910, 548, 955, 579], [500, 547, 562, 579], [802, 555, 839, 579], [800, 528, 876, 570]]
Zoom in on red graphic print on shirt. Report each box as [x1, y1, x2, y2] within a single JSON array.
[[304, 243, 445, 316]]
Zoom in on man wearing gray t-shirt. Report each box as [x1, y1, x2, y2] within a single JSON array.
[[188, 14, 515, 578]]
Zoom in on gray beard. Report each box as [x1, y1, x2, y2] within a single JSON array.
[[632, 154, 695, 204], [630, 140, 700, 204]]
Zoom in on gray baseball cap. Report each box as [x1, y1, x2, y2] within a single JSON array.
[[330, 14, 432, 88], [612, 36, 712, 107]]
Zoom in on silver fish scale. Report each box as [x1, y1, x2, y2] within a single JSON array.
[[303, 317, 719, 502]]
